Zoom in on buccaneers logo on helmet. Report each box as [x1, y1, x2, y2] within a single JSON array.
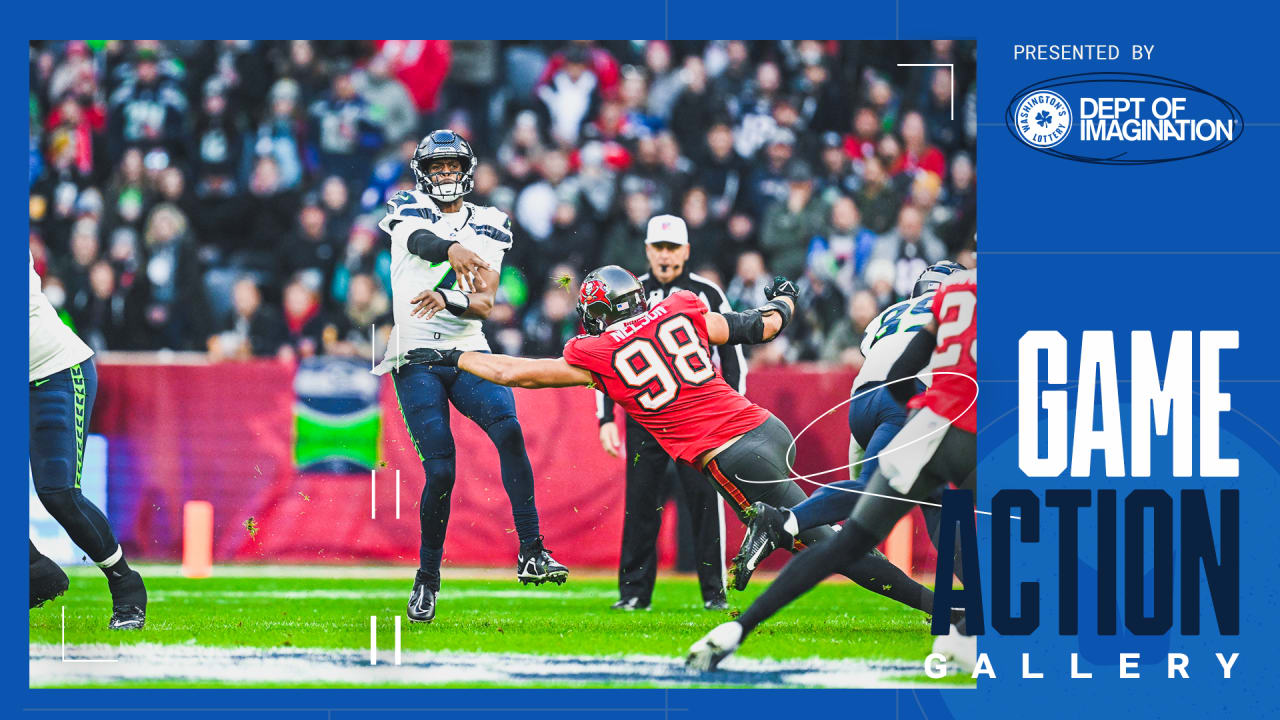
[[579, 279, 611, 313]]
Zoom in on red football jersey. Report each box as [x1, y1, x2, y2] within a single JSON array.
[[909, 271, 977, 433], [563, 290, 771, 464]]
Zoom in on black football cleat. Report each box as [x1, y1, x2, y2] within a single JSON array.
[[407, 575, 438, 623], [610, 596, 650, 611], [107, 570, 147, 630], [731, 502, 793, 591], [29, 554, 69, 609], [517, 535, 569, 585], [686, 621, 744, 671], [702, 591, 729, 611]]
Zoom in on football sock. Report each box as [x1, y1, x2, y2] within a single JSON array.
[[35, 487, 119, 564], [96, 546, 133, 584], [782, 511, 800, 537], [419, 548, 443, 585], [484, 417, 541, 544], [29, 540, 41, 563]]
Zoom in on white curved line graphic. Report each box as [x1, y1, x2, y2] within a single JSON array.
[[731, 371, 1010, 518]]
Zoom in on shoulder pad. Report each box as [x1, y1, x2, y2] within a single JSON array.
[[385, 190, 441, 223], [468, 206, 513, 246]]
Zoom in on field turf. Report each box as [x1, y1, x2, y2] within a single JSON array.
[[29, 564, 972, 689]]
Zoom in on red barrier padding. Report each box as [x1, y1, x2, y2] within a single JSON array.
[[93, 361, 939, 574]]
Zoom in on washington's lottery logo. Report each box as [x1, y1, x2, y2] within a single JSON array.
[[1005, 73, 1242, 164], [1014, 90, 1071, 147]]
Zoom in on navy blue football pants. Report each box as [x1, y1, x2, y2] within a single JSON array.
[[787, 383, 949, 562], [29, 360, 119, 563], [392, 361, 541, 585]]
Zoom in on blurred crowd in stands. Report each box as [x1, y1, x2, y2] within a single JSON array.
[[29, 40, 975, 368]]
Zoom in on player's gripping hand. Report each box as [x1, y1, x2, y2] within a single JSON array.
[[405, 347, 463, 367], [447, 243, 493, 292], [409, 289, 446, 319], [765, 276, 798, 302]]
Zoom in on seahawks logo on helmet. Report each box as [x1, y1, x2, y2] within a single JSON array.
[[576, 265, 649, 335], [410, 129, 477, 203], [912, 261, 966, 298]]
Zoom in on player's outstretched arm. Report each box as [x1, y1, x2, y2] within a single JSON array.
[[705, 277, 798, 346], [404, 348, 594, 389]]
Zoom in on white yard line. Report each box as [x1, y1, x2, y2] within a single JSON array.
[[30, 643, 939, 689]]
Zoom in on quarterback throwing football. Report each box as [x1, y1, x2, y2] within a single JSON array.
[[373, 130, 567, 624]]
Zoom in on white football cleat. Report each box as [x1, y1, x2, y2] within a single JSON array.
[[686, 621, 744, 671], [931, 623, 977, 674]]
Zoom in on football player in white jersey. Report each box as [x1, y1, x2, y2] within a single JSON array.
[[29, 252, 146, 628], [371, 130, 567, 624], [731, 261, 966, 589]]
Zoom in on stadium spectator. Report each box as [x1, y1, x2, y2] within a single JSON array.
[[537, 44, 600, 147], [208, 276, 286, 360], [643, 41, 684, 121], [726, 250, 770, 311], [280, 198, 338, 295], [73, 260, 141, 352], [853, 155, 902, 235], [810, 195, 877, 299], [695, 119, 745, 222], [760, 161, 827, 280], [107, 46, 188, 164], [819, 289, 881, 365], [870, 205, 947, 299], [746, 128, 795, 216], [601, 191, 652, 273], [354, 54, 417, 144], [520, 282, 580, 358], [308, 64, 384, 185], [280, 278, 334, 360], [140, 203, 208, 350], [893, 110, 947, 179], [27, 40, 975, 367], [680, 187, 728, 278], [331, 216, 391, 306], [670, 56, 718, 156], [190, 78, 245, 196], [252, 78, 306, 190]]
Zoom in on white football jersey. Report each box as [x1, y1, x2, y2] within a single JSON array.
[[372, 190, 513, 375], [29, 252, 92, 382], [854, 291, 936, 392]]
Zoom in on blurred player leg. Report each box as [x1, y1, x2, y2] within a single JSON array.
[[735, 412, 975, 639], [702, 414, 931, 613], [447, 366, 567, 584], [29, 360, 146, 629]]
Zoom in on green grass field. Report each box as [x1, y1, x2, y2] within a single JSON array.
[[29, 564, 972, 689]]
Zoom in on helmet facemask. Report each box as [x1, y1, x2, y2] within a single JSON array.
[[410, 130, 477, 203]]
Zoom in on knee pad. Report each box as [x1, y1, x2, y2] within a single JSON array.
[[32, 458, 74, 496], [36, 487, 81, 523], [485, 416, 525, 452], [421, 456, 456, 489]]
